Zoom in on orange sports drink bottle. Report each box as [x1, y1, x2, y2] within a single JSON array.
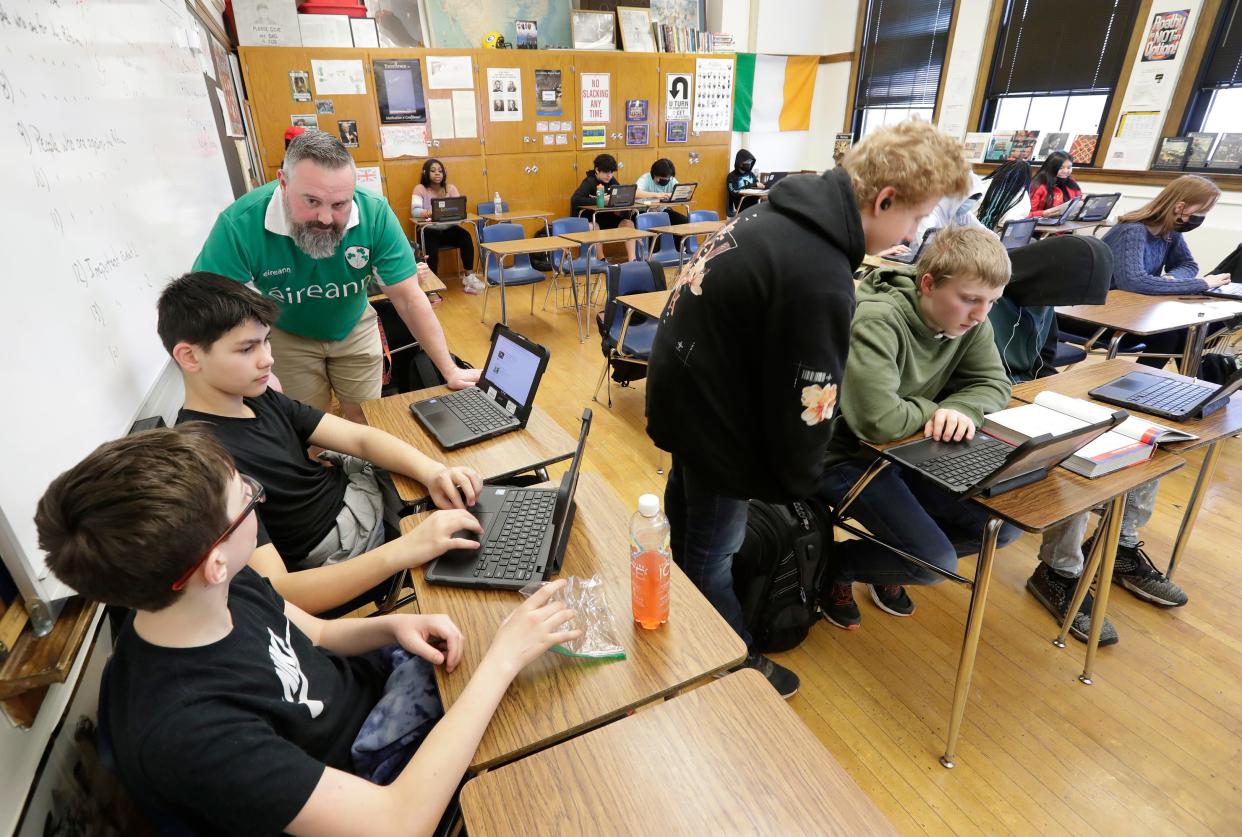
[[630, 494, 670, 630]]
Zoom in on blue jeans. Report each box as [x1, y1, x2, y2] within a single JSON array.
[[665, 458, 751, 647], [820, 459, 1021, 586]]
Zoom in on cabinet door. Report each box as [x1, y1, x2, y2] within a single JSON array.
[[384, 156, 487, 240], [576, 148, 657, 186], [239, 47, 313, 169], [658, 146, 730, 218], [484, 153, 577, 233], [573, 52, 658, 151], [478, 50, 575, 156], [656, 54, 735, 148], [368, 49, 484, 159], [303, 48, 384, 166]]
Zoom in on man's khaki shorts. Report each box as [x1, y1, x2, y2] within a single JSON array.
[[268, 305, 382, 409]]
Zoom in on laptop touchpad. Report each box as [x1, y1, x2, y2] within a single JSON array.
[[1113, 374, 1159, 393]]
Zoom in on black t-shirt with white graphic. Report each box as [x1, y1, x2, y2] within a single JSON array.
[[178, 389, 346, 562], [106, 567, 384, 835]]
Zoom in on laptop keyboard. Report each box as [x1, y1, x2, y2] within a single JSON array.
[[440, 389, 516, 434], [474, 489, 558, 581], [917, 436, 1013, 489], [1129, 379, 1214, 413]]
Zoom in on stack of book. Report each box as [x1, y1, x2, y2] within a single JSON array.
[[653, 24, 722, 52]]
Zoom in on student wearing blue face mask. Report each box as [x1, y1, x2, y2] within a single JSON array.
[[1100, 175, 1231, 367]]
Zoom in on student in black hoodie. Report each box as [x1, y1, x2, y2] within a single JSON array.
[[570, 153, 639, 261], [726, 148, 759, 217], [647, 120, 972, 697]]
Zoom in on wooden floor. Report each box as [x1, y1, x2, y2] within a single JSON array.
[[428, 273, 1242, 836]]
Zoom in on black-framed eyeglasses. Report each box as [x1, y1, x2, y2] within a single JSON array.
[[171, 474, 265, 591]]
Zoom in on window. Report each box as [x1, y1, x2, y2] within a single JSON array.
[[853, 0, 955, 137], [1184, 2, 1242, 134], [982, 0, 1142, 161]]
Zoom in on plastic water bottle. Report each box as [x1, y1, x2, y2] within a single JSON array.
[[595, 184, 606, 208], [493, 190, 502, 212], [631, 494, 670, 630]]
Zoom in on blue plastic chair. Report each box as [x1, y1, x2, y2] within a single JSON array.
[[475, 199, 508, 241], [593, 259, 666, 406], [480, 223, 547, 325], [635, 211, 681, 268], [545, 216, 608, 313], [685, 209, 721, 257]]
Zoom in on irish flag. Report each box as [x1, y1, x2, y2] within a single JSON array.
[[733, 53, 819, 132]]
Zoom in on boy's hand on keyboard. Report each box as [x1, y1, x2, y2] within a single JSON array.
[[445, 366, 482, 390], [403, 509, 484, 567], [1204, 273, 1231, 289], [485, 579, 583, 678], [428, 465, 483, 509], [394, 614, 464, 672], [925, 408, 976, 442]]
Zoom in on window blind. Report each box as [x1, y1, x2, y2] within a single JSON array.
[[1204, 1, 1242, 87], [856, 0, 956, 109]]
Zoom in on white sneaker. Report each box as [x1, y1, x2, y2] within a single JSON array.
[[462, 273, 486, 295]]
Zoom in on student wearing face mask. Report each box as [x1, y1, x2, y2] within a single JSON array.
[[727, 148, 759, 217], [1027, 152, 1081, 218], [635, 158, 689, 224]]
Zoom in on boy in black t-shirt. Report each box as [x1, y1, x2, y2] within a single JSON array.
[[158, 272, 484, 615], [36, 426, 580, 835], [569, 153, 639, 261]]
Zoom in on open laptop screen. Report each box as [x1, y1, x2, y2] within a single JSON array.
[[483, 332, 542, 407], [549, 409, 592, 565]]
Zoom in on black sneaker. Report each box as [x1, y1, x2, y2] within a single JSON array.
[[1111, 541, 1188, 608], [741, 652, 799, 699], [1025, 562, 1119, 646], [823, 582, 861, 631], [869, 584, 915, 617]]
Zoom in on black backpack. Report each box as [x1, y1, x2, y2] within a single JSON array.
[[731, 499, 833, 653]]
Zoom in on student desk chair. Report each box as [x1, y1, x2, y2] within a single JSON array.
[[399, 473, 746, 773], [1013, 358, 1242, 580], [838, 414, 1183, 768]]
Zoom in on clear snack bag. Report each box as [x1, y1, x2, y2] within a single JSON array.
[[519, 575, 626, 660]]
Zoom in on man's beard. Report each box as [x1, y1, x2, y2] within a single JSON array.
[[285, 201, 345, 259]]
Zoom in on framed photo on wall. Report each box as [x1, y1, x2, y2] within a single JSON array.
[[572, 10, 616, 50], [617, 6, 656, 52]]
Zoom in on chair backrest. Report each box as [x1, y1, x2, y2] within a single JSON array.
[[551, 216, 590, 263], [635, 211, 672, 255], [477, 200, 509, 216], [603, 258, 666, 338], [689, 209, 720, 222], [481, 222, 532, 271]]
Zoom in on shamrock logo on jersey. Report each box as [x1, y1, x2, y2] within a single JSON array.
[[344, 246, 371, 269]]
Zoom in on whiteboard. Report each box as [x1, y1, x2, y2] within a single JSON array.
[[0, 0, 234, 614]]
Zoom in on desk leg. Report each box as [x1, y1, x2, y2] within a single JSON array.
[[567, 250, 586, 343], [941, 516, 1004, 769], [418, 226, 427, 262], [1181, 324, 1207, 377], [584, 249, 595, 338], [1167, 440, 1223, 579], [499, 261, 508, 326], [1106, 331, 1125, 360], [1079, 494, 1124, 685], [1054, 508, 1108, 648]]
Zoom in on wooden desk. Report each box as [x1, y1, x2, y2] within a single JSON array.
[[593, 290, 672, 405], [1056, 290, 1242, 376], [850, 420, 1183, 767], [559, 228, 657, 338], [411, 214, 482, 272], [460, 670, 896, 836], [1013, 358, 1242, 578], [617, 289, 671, 320], [649, 219, 724, 269], [400, 473, 746, 772], [367, 270, 446, 301], [1031, 219, 1112, 238], [478, 235, 575, 327], [736, 187, 769, 198], [360, 385, 577, 506]]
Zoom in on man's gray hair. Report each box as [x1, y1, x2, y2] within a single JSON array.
[[282, 131, 354, 175]]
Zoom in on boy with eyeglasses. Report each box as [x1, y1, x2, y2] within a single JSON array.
[[36, 425, 580, 835]]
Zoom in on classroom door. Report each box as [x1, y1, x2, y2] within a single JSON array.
[[574, 52, 658, 151], [656, 54, 735, 148], [477, 50, 575, 156]]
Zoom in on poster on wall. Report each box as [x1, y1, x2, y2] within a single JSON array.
[[536, 69, 563, 116], [581, 72, 611, 123], [692, 58, 733, 133], [1142, 9, 1189, 61], [665, 73, 691, 121], [487, 67, 522, 122], [583, 124, 607, 147]]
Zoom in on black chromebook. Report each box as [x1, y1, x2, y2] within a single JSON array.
[[424, 408, 591, 591]]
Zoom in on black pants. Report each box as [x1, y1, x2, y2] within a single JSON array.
[[422, 225, 474, 273]]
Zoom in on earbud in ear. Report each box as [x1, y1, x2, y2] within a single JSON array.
[[880, 198, 892, 210]]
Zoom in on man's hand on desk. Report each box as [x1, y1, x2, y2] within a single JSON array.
[[445, 366, 482, 390], [393, 613, 465, 672], [925, 408, 976, 442], [427, 465, 483, 509], [1203, 273, 1231, 289]]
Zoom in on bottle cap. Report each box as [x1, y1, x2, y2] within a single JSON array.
[[638, 494, 660, 517]]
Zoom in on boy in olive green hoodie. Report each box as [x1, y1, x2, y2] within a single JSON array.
[[819, 226, 1021, 630]]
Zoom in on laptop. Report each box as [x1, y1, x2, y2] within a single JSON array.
[[1073, 192, 1120, 222], [888, 227, 941, 265], [607, 183, 637, 208], [1088, 367, 1242, 421], [1035, 196, 1084, 226], [1203, 282, 1242, 299], [423, 408, 592, 590], [665, 182, 697, 202], [883, 413, 1123, 498], [760, 171, 789, 188], [430, 196, 467, 222], [998, 218, 1037, 250], [409, 324, 551, 450]]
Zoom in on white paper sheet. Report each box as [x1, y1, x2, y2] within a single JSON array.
[[381, 124, 429, 158], [233, 0, 301, 47], [349, 18, 379, 48], [580, 73, 610, 123], [486, 68, 522, 122], [452, 90, 477, 138], [427, 55, 474, 90], [429, 99, 455, 139], [692, 58, 733, 133], [298, 14, 353, 47], [311, 59, 367, 96]]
